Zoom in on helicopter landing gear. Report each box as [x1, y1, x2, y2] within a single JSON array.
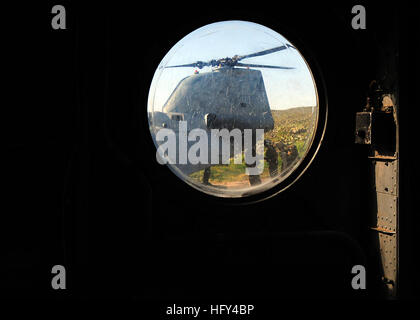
[[245, 161, 262, 186], [203, 167, 211, 185], [248, 173, 262, 186]]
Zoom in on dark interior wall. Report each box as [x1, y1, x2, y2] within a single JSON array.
[[398, 4, 419, 299], [2, 1, 417, 301]]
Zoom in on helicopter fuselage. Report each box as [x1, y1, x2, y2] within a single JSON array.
[[151, 67, 274, 175]]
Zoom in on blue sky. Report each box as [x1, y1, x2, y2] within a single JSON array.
[[148, 20, 318, 112]]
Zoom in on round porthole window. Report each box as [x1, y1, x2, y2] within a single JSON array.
[[147, 20, 326, 199]]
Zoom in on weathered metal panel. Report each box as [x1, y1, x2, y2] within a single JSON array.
[[378, 232, 397, 290], [375, 192, 397, 232], [372, 160, 397, 196], [359, 93, 398, 298]]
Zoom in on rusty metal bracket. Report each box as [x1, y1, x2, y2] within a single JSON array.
[[370, 226, 396, 235]]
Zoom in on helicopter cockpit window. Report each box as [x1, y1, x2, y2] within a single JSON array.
[[147, 21, 322, 198]]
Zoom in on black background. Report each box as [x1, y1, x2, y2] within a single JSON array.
[[2, 0, 419, 306]]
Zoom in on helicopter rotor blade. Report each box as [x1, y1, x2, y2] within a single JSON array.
[[236, 62, 295, 69], [163, 60, 211, 69], [237, 44, 295, 61], [164, 63, 198, 68], [162, 44, 296, 69]]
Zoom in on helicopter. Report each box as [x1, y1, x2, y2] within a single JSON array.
[[149, 43, 297, 185]]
